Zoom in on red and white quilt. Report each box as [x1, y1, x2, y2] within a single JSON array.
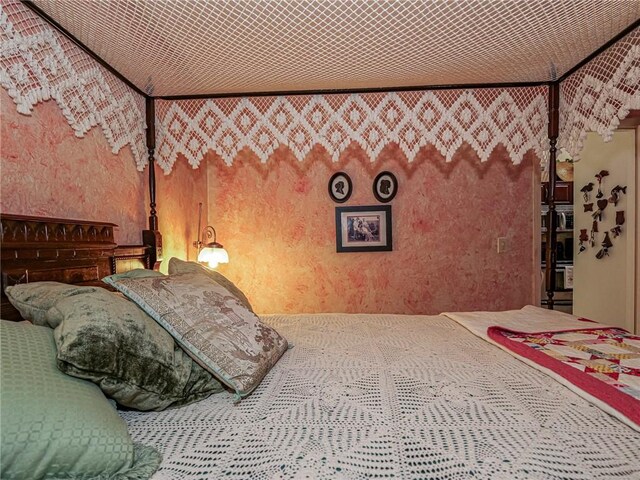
[[445, 306, 640, 431]]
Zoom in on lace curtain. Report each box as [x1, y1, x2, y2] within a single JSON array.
[[155, 87, 548, 173], [2, 0, 637, 175], [559, 27, 640, 160], [0, 0, 147, 170]]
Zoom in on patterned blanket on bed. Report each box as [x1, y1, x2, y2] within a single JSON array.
[[489, 326, 640, 429], [496, 328, 640, 400], [121, 314, 640, 480]]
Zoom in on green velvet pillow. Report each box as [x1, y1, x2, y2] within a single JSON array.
[[4, 282, 102, 327], [4, 273, 162, 326], [50, 287, 225, 411], [168, 257, 254, 312], [0, 320, 161, 479]]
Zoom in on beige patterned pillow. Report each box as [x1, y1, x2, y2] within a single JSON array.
[[103, 272, 288, 398], [167, 258, 253, 312]]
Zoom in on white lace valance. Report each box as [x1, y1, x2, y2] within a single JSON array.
[[155, 87, 548, 173], [0, 0, 147, 170], [560, 27, 640, 160], [3, 0, 636, 175]]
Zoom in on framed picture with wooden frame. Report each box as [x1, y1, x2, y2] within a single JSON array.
[[335, 205, 392, 253]]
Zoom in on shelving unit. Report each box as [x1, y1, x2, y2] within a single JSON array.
[[541, 180, 574, 313]]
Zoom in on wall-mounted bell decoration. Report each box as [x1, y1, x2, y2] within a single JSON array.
[[580, 169, 624, 260], [580, 182, 594, 202], [592, 199, 608, 221], [596, 231, 613, 259], [589, 220, 598, 247], [608, 185, 627, 206], [595, 170, 609, 199], [578, 229, 588, 253]]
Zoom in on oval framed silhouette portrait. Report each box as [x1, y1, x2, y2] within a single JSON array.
[[328, 172, 353, 203], [373, 171, 398, 203]]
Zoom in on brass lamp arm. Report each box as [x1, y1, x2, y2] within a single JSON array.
[[193, 226, 219, 249], [200, 225, 219, 248], [193, 203, 226, 260], [194, 202, 217, 249]]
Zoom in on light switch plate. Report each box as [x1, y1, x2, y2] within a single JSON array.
[[497, 237, 507, 253]]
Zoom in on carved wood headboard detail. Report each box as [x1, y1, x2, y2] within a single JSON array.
[[1, 213, 157, 321]]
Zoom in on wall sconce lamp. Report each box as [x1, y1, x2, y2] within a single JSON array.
[[193, 202, 229, 269]]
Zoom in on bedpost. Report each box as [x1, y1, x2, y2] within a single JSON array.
[[142, 97, 163, 270], [545, 82, 560, 309]]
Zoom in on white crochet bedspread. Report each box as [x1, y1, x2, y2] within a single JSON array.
[[121, 314, 640, 480]]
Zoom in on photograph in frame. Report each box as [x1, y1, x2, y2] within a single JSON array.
[[335, 205, 392, 252]]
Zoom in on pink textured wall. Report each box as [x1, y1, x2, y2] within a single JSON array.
[[208, 143, 537, 314], [1, 86, 537, 314], [156, 158, 209, 273], [1, 90, 147, 244], [1, 86, 212, 263]]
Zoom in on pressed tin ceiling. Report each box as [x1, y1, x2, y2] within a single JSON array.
[[30, 0, 640, 97]]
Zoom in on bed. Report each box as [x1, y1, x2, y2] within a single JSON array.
[[1, 214, 639, 480], [123, 312, 640, 480]]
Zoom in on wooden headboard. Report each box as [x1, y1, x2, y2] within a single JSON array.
[[1, 213, 159, 321]]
